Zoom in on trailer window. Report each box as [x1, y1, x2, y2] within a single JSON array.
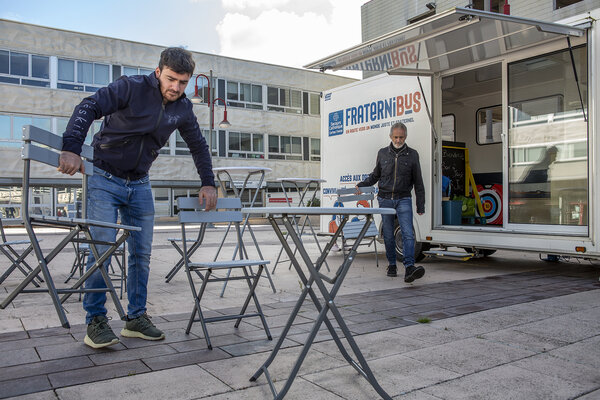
[[476, 105, 502, 145]]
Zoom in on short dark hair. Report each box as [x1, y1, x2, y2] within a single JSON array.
[[390, 122, 407, 136], [158, 47, 195, 75]]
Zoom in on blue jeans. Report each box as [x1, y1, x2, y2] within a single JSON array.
[[378, 196, 415, 268], [83, 167, 155, 324]]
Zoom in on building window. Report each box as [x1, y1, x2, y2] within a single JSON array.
[[0, 186, 22, 218], [202, 129, 218, 156], [472, 0, 506, 12], [267, 86, 302, 114], [310, 138, 320, 161], [555, 0, 583, 9], [0, 113, 101, 148], [228, 132, 264, 158], [222, 80, 263, 109], [268, 134, 303, 160], [121, 66, 154, 77], [57, 58, 110, 92], [0, 113, 51, 148], [0, 49, 50, 87]]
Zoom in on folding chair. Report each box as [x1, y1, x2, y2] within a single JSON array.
[[0, 125, 140, 329], [178, 197, 272, 349], [330, 187, 380, 267], [0, 216, 42, 288], [164, 213, 208, 283], [65, 242, 127, 299]]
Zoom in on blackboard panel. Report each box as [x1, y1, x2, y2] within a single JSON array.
[[442, 145, 466, 196]]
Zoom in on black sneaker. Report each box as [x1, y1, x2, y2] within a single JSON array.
[[404, 265, 425, 283], [121, 313, 165, 341], [387, 265, 398, 277], [84, 315, 119, 349]]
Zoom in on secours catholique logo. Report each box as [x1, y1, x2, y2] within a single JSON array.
[[328, 91, 421, 137]]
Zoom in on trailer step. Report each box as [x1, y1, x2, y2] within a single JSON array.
[[423, 250, 474, 261]]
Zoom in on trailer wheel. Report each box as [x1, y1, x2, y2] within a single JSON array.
[[462, 248, 497, 257], [394, 226, 430, 263]]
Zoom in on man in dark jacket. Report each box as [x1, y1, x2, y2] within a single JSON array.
[[58, 47, 217, 348], [356, 122, 425, 282]]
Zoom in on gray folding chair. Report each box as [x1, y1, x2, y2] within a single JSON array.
[[178, 197, 272, 349], [0, 125, 140, 329], [331, 187, 380, 267], [0, 216, 42, 287], [65, 242, 127, 299], [164, 211, 208, 283]]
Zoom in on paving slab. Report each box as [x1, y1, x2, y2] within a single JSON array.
[[547, 335, 600, 369], [401, 336, 536, 375], [200, 346, 347, 390], [422, 363, 589, 400], [0, 376, 52, 399], [302, 353, 461, 399], [55, 365, 230, 400], [48, 360, 150, 388], [196, 377, 344, 400]]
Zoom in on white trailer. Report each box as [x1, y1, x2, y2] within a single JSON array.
[[307, 7, 597, 261]]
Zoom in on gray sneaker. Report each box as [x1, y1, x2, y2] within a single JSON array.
[[121, 313, 165, 341], [84, 315, 119, 349]]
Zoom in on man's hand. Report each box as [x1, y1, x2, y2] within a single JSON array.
[[199, 186, 217, 211], [418, 212, 424, 216], [58, 151, 85, 175], [354, 185, 361, 195]]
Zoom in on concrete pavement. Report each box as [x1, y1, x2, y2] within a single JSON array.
[[0, 223, 599, 399]]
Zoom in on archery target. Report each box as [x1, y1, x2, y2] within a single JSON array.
[[476, 184, 502, 225]]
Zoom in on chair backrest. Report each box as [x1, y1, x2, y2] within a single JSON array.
[[336, 186, 376, 205], [177, 197, 244, 224], [21, 125, 94, 219]]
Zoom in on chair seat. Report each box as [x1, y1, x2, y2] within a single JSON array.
[[30, 214, 141, 231], [189, 259, 270, 269], [342, 220, 378, 239], [76, 242, 126, 251]]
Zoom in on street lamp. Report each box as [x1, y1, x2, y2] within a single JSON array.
[[190, 73, 209, 105], [213, 97, 231, 129], [189, 70, 232, 155]]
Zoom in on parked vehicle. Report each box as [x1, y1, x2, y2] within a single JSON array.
[[309, 7, 596, 260]]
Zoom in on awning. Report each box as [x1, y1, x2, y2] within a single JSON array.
[[304, 7, 586, 74]]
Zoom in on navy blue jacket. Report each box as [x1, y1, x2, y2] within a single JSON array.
[[62, 72, 215, 186], [357, 143, 425, 213]]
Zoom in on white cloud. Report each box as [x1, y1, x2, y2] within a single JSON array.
[[216, 0, 364, 77]]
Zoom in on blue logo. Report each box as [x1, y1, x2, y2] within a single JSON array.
[[324, 93, 332, 101], [328, 110, 343, 136]]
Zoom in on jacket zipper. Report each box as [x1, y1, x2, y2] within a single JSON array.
[[132, 103, 164, 171], [392, 151, 398, 200]]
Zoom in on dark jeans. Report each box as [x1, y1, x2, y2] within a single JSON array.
[[378, 196, 415, 268]]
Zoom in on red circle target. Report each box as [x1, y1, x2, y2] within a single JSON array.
[[476, 184, 502, 225]]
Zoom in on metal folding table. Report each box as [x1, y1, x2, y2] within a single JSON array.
[[213, 166, 276, 295], [242, 206, 394, 400], [271, 177, 328, 273]]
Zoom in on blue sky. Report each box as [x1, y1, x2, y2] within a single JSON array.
[[0, 0, 364, 76]]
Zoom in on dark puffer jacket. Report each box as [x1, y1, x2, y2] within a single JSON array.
[[357, 143, 425, 213]]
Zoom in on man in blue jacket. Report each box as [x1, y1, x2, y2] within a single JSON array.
[[59, 47, 217, 348], [356, 122, 425, 282]]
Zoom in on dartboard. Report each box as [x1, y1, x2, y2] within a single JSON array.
[[476, 184, 502, 225]]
